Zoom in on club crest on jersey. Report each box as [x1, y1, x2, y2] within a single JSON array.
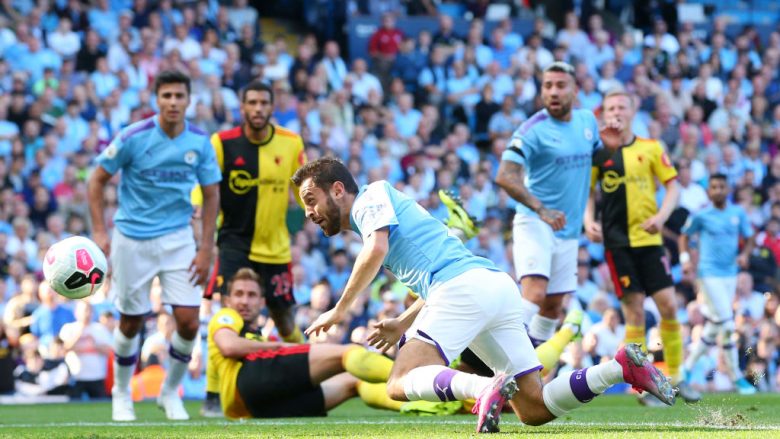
[[217, 314, 234, 325], [731, 216, 739, 225], [584, 128, 593, 141], [184, 150, 198, 165], [104, 143, 118, 159]]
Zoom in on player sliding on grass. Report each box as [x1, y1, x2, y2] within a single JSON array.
[[296, 157, 676, 433], [208, 267, 401, 418]]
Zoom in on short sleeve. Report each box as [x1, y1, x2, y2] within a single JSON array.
[[651, 141, 677, 183], [208, 308, 244, 336], [96, 134, 129, 175], [351, 183, 398, 237], [501, 128, 536, 166], [681, 212, 701, 236], [197, 136, 222, 186]]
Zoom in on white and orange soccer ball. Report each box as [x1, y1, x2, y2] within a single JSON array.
[[43, 236, 108, 300]]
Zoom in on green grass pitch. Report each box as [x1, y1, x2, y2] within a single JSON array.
[[1, 394, 779, 438]]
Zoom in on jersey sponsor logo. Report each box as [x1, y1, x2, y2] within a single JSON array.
[[140, 168, 195, 182], [228, 169, 286, 194], [600, 170, 649, 193], [554, 152, 592, 170], [217, 314, 235, 325], [184, 150, 198, 165], [509, 137, 522, 149], [234, 156, 246, 166]]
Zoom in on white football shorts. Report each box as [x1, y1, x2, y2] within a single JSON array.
[[698, 276, 737, 323], [512, 214, 578, 294]]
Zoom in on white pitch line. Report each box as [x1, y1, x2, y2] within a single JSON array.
[[1, 420, 779, 430]]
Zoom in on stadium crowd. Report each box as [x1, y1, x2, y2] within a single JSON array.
[[0, 0, 779, 405]]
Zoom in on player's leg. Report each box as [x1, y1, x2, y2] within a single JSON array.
[[533, 240, 580, 374], [308, 343, 392, 384], [110, 230, 157, 422], [385, 271, 505, 405], [439, 189, 480, 240], [320, 372, 359, 410], [157, 227, 205, 420], [513, 216, 556, 345], [684, 279, 721, 378], [605, 248, 646, 346], [257, 262, 303, 343]]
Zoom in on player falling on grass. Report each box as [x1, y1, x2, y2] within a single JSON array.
[[208, 267, 402, 418], [296, 157, 675, 434], [200, 80, 307, 417], [678, 174, 757, 395], [88, 70, 221, 421], [586, 89, 699, 404], [494, 62, 591, 364]]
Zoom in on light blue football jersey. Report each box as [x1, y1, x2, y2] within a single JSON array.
[[96, 116, 222, 239], [501, 109, 601, 239], [350, 181, 498, 300], [682, 203, 753, 278]]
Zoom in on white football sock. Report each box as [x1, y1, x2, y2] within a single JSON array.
[[113, 327, 140, 394], [529, 314, 558, 343], [542, 360, 623, 417], [162, 331, 196, 395], [683, 321, 718, 371], [519, 297, 540, 326], [402, 365, 493, 401]]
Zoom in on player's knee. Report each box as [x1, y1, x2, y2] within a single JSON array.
[[176, 319, 200, 340]]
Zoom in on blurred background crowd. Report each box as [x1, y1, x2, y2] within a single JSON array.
[[1, 0, 779, 402]]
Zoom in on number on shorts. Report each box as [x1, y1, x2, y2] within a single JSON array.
[[271, 271, 293, 300]]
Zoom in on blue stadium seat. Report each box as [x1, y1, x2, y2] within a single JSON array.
[[438, 3, 466, 19]]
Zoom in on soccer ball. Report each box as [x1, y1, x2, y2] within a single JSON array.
[[43, 236, 108, 300]]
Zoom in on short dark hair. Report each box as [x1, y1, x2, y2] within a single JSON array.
[[291, 157, 359, 194], [242, 80, 274, 103], [709, 173, 728, 183], [153, 70, 191, 95], [226, 267, 262, 296], [543, 61, 576, 78]]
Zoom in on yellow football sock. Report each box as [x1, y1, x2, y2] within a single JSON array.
[[281, 326, 304, 343], [624, 325, 645, 347], [357, 381, 404, 411], [343, 346, 393, 383], [535, 327, 574, 376], [660, 319, 683, 383]]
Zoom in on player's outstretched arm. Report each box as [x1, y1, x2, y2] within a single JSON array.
[[641, 179, 679, 234], [495, 160, 566, 231], [367, 297, 424, 353], [87, 166, 113, 256], [213, 327, 287, 359], [306, 229, 390, 337]]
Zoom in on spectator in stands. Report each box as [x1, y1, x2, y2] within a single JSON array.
[[59, 301, 111, 399], [29, 280, 74, 347]]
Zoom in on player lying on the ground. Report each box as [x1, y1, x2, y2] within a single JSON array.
[[295, 157, 676, 433], [208, 267, 402, 418]]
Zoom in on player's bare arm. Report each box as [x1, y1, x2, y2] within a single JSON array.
[[583, 188, 602, 242], [641, 178, 679, 234], [678, 231, 694, 275], [305, 228, 389, 337], [495, 160, 566, 231], [190, 183, 220, 285], [367, 297, 424, 353], [737, 235, 755, 269], [213, 327, 287, 359], [87, 165, 114, 255]]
